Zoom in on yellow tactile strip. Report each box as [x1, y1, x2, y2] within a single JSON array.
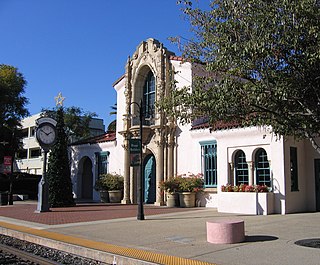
[[0, 221, 217, 265]]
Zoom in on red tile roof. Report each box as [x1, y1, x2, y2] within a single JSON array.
[[71, 132, 116, 146], [191, 118, 241, 131], [169, 55, 184, 61]]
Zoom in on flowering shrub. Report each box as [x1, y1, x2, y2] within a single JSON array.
[[94, 173, 124, 191], [176, 173, 204, 192], [221, 184, 269, 192], [159, 178, 180, 193]]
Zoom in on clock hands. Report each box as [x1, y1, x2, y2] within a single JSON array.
[[40, 129, 53, 136], [36, 119, 57, 149]]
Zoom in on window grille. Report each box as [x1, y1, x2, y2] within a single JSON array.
[[200, 141, 217, 187], [235, 150, 249, 185], [255, 148, 271, 186]]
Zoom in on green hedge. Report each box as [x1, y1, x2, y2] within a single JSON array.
[[0, 173, 41, 199]]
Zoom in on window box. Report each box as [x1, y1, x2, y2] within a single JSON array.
[[218, 192, 274, 215]]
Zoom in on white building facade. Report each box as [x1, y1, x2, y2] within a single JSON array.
[[70, 38, 320, 214], [16, 113, 43, 175]]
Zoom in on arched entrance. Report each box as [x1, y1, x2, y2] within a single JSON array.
[[81, 157, 93, 200], [144, 154, 156, 204]]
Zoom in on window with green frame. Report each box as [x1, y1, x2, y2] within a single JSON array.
[[143, 71, 155, 125], [290, 147, 299, 191], [255, 148, 271, 186], [200, 141, 217, 187], [96, 151, 110, 175], [235, 150, 249, 185]]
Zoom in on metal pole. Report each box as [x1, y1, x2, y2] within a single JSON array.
[[137, 100, 145, 220], [35, 149, 50, 212], [8, 130, 15, 205]]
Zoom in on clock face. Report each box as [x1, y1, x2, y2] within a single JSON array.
[[37, 123, 56, 146]]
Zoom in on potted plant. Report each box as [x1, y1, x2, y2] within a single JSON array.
[[94, 173, 124, 203], [159, 177, 180, 207], [176, 173, 204, 207]]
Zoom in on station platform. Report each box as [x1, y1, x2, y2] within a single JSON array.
[[1, 202, 320, 265]]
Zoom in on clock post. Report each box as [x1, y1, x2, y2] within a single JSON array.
[[35, 117, 57, 213]]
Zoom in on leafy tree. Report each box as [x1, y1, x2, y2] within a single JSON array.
[[107, 120, 116, 133], [64, 106, 97, 140], [0, 65, 29, 161], [47, 107, 75, 207], [109, 103, 117, 116], [43, 106, 97, 143], [163, 0, 320, 153], [107, 103, 117, 132]]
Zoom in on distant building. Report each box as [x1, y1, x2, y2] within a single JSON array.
[[15, 113, 105, 175]]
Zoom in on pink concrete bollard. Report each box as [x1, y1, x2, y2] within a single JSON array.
[[206, 219, 245, 244]]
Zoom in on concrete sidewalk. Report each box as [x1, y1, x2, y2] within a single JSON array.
[[1, 203, 320, 265]]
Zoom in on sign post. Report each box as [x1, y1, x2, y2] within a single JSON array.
[[3, 156, 12, 174]]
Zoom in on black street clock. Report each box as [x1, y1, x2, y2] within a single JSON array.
[[35, 117, 57, 150]]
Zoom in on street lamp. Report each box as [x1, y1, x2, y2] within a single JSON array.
[[130, 99, 146, 220], [1, 136, 14, 205]]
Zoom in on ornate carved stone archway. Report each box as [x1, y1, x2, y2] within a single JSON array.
[[119, 39, 177, 205]]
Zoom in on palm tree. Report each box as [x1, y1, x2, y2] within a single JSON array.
[[107, 103, 117, 132]]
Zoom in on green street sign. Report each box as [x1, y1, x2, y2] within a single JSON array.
[[129, 139, 141, 166]]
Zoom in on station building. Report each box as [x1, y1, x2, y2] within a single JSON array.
[[70, 38, 320, 215]]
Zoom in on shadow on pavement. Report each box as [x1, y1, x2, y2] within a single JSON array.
[[245, 235, 278, 242]]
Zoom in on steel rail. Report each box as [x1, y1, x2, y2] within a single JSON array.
[[0, 243, 61, 265]]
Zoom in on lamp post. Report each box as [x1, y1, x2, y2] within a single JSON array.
[[9, 130, 16, 205], [138, 101, 145, 220], [130, 99, 145, 220], [36, 148, 50, 212], [1, 136, 14, 205]]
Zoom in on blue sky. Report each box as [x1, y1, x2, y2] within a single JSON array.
[[0, 0, 208, 127]]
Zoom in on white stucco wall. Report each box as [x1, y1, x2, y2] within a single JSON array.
[[175, 124, 288, 213], [171, 60, 192, 88], [304, 138, 320, 210], [175, 125, 212, 176], [112, 77, 126, 175], [283, 137, 320, 213], [171, 60, 199, 175], [213, 127, 286, 214], [114, 76, 125, 147], [70, 140, 118, 201]]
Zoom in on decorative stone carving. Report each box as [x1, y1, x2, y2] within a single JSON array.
[[121, 38, 177, 205], [121, 142, 128, 151]]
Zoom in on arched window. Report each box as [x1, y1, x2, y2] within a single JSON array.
[[143, 71, 155, 125], [235, 150, 249, 185], [255, 148, 271, 186]]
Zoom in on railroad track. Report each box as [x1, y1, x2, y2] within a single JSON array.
[[0, 243, 60, 265]]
